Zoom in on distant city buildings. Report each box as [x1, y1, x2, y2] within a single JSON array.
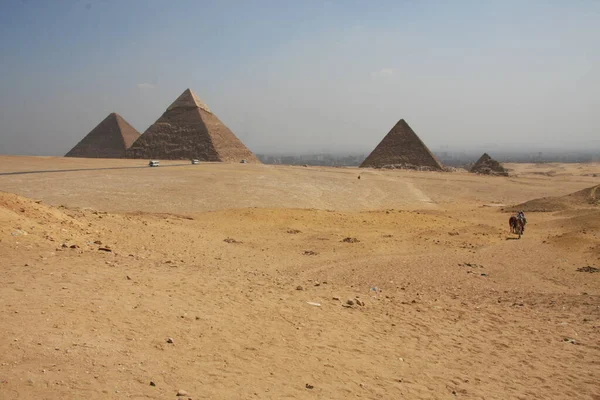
[[258, 150, 600, 167]]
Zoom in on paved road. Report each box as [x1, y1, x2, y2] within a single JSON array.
[[0, 163, 192, 176]]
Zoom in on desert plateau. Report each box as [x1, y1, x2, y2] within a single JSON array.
[[0, 156, 598, 399]]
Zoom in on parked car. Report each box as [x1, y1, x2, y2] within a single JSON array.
[[148, 160, 160, 167], [240, 159, 248, 164], [191, 159, 200, 165]]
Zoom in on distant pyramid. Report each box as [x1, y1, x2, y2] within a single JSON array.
[[360, 119, 444, 170], [127, 89, 260, 162], [470, 153, 508, 176], [65, 113, 140, 158]]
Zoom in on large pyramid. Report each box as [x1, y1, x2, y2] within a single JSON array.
[[360, 119, 444, 170], [65, 113, 140, 158], [470, 153, 508, 176], [127, 89, 260, 162]]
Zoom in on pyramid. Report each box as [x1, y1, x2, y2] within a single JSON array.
[[127, 89, 260, 162], [470, 153, 508, 176], [65, 113, 141, 158], [360, 119, 444, 170]]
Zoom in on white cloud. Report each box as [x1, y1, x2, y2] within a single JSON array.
[[371, 68, 395, 78], [136, 83, 155, 89]]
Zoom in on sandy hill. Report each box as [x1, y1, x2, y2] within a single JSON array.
[[470, 153, 508, 176], [509, 184, 599, 212], [360, 119, 444, 171], [127, 89, 259, 162], [65, 113, 140, 158]]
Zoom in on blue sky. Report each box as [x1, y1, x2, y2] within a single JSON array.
[[0, 0, 598, 156]]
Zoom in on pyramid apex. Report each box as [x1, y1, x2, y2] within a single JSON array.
[[167, 88, 211, 113]]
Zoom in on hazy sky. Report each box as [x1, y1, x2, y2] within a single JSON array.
[[0, 0, 598, 156]]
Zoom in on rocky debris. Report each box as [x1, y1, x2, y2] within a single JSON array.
[[98, 247, 112, 252], [303, 250, 318, 256], [563, 338, 578, 345], [149, 381, 156, 386], [287, 229, 301, 234], [176, 389, 188, 396], [332, 296, 340, 300], [296, 285, 304, 291], [166, 337, 174, 344], [577, 266, 599, 273], [223, 238, 241, 244], [459, 262, 484, 268], [346, 299, 355, 306], [305, 384, 314, 389], [355, 299, 366, 306], [342, 237, 360, 243], [469, 153, 508, 176], [380, 164, 442, 171]]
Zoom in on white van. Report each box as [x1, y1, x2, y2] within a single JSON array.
[[191, 159, 200, 165], [148, 160, 160, 167]]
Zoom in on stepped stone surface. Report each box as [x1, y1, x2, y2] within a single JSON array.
[[470, 153, 508, 176], [65, 113, 140, 158], [360, 119, 444, 171], [127, 89, 259, 162]]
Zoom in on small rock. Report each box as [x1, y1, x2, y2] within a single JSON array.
[[314, 281, 320, 286], [346, 299, 355, 306], [296, 285, 304, 291], [98, 247, 112, 252], [70, 244, 79, 249], [126, 276, 132, 280], [305, 384, 314, 389], [166, 337, 174, 344], [356, 299, 365, 306], [176, 389, 188, 396], [332, 296, 340, 300], [149, 381, 156, 386]]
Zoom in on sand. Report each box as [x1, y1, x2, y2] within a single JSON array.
[[0, 156, 599, 399]]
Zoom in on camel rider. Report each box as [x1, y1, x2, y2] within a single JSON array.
[[517, 211, 527, 231]]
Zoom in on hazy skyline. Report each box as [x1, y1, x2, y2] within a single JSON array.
[[0, 0, 598, 156]]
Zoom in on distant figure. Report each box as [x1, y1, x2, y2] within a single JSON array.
[[517, 210, 527, 232], [358, 175, 361, 180], [509, 210, 527, 238]]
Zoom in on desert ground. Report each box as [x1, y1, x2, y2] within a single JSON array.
[[0, 155, 598, 400]]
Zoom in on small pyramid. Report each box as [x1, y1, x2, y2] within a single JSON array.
[[65, 113, 141, 158], [127, 89, 259, 162], [470, 153, 508, 176], [360, 119, 444, 170]]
